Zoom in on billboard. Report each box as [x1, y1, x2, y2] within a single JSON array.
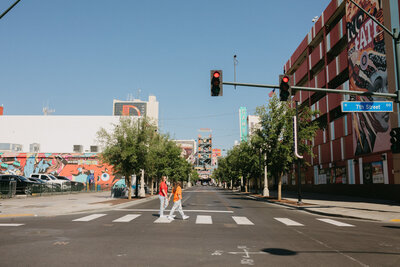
[[113, 102, 147, 116], [212, 148, 221, 166], [174, 140, 196, 164], [239, 107, 248, 142], [346, 0, 391, 155]]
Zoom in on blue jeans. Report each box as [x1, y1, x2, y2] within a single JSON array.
[[169, 199, 185, 218], [159, 195, 166, 217]]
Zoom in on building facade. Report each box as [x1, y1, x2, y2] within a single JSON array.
[[283, 0, 400, 186], [0, 96, 159, 186]]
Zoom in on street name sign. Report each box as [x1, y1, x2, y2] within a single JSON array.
[[341, 101, 393, 112]]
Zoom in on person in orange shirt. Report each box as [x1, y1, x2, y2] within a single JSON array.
[[167, 181, 189, 220]]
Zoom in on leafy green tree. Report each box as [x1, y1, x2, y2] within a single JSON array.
[[255, 95, 319, 200], [146, 134, 170, 195], [97, 117, 157, 199]]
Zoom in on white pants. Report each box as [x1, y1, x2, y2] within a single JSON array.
[[159, 195, 166, 217], [169, 200, 185, 217]]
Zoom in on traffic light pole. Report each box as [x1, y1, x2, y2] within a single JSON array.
[[0, 0, 21, 20], [295, 101, 302, 205], [223, 82, 398, 100]]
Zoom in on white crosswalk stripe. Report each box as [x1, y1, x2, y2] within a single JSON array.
[[113, 214, 141, 222], [69, 213, 356, 228], [73, 214, 107, 222], [154, 216, 172, 224], [196, 215, 212, 224], [274, 218, 304, 226], [232, 216, 254, 225], [317, 218, 354, 227], [0, 223, 24, 227]]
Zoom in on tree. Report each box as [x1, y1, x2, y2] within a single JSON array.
[[97, 117, 157, 199], [255, 95, 319, 200]]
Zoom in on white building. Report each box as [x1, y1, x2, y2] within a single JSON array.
[[247, 115, 261, 137], [0, 96, 159, 153], [0, 116, 122, 153]]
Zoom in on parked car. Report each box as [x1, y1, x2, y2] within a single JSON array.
[[30, 173, 66, 190], [28, 177, 50, 192], [55, 176, 84, 191], [0, 174, 39, 195]]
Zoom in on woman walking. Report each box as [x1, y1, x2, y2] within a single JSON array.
[[167, 181, 189, 220], [158, 176, 168, 217]]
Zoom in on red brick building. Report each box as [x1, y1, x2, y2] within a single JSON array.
[[283, 0, 400, 190]]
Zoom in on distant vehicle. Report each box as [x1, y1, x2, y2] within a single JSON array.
[[0, 174, 38, 195], [56, 176, 84, 191], [30, 173, 65, 190], [28, 177, 46, 184]]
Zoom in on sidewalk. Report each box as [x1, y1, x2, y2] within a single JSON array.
[[248, 190, 400, 223], [0, 192, 158, 218]]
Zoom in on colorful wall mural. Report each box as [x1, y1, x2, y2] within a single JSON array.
[[0, 152, 121, 186], [346, 0, 391, 156]]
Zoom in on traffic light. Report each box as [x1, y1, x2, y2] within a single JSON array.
[[211, 70, 223, 96], [390, 127, 400, 153], [279, 74, 291, 101]]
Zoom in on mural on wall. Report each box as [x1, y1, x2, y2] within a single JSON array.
[[0, 153, 120, 186], [346, 0, 391, 156]]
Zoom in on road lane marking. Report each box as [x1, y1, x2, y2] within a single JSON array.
[[154, 216, 172, 223], [196, 215, 212, 224], [112, 214, 141, 222], [185, 191, 219, 193], [232, 216, 254, 225], [0, 214, 35, 218], [0, 223, 24, 227], [274, 218, 304, 226], [317, 218, 354, 227], [390, 219, 400, 222], [73, 214, 107, 222], [115, 208, 233, 213]]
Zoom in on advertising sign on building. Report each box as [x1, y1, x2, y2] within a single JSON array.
[[239, 107, 248, 142], [211, 148, 221, 166], [113, 102, 147, 116], [346, 0, 391, 156], [174, 140, 196, 164]]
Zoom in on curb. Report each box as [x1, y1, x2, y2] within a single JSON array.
[[227, 189, 380, 222]]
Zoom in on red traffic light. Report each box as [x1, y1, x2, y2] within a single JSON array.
[[282, 76, 289, 83], [213, 71, 220, 78]]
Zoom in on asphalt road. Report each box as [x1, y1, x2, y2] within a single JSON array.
[[0, 186, 399, 266]]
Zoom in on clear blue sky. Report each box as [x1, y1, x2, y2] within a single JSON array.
[[1, 0, 331, 153]]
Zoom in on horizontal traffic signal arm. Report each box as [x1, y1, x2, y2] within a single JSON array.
[[222, 82, 399, 101]]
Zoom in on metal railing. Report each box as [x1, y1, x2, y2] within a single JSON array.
[[0, 181, 113, 198], [0, 180, 16, 198]]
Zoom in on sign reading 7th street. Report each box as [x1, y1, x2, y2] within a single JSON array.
[[341, 101, 394, 112]]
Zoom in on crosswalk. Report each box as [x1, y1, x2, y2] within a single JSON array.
[[69, 213, 355, 227], [0, 215, 357, 227]]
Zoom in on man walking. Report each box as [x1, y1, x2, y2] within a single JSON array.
[[159, 176, 168, 217]]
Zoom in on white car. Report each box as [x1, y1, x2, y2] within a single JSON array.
[[30, 173, 68, 190]]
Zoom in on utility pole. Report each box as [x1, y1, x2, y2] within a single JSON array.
[[263, 153, 269, 197], [294, 101, 303, 204]]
